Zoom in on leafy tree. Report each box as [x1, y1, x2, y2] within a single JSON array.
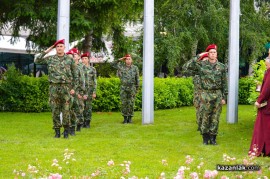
[[0, 0, 143, 56], [154, 0, 270, 76], [154, 0, 229, 76]]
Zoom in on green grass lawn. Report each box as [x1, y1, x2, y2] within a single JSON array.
[[0, 105, 269, 178]]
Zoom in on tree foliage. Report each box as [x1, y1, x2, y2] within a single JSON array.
[[1, 0, 270, 76], [0, 0, 143, 55], [154, 0, 270, 76]]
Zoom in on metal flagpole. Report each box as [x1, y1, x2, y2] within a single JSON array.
[[227, 0, 240, 123], [57, 0, 70, 51], [142, 0, 154, 124], [57, 0, 70, 122]]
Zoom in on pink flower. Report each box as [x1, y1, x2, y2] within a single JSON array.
[[203, 170, 218, 179], [221, 176, 229, 179], [203, 170, 212, 179], [48, 173, 62, 179], [107, 159, 114, 166], [185, 155, 193, 165], [190, 172, 199, 179]]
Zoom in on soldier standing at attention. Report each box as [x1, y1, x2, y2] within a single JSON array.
[[184, 44, 227, 145], [182, 53, 208, 132], [72, 48, 87, 132], [34, 39, 78, 138], [111, 54, 140, 124], [81, 52, 97, 128], [67, 48, 86, 135]]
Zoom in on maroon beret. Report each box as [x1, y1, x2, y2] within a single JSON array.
[[199, 53, 208, 61], [81, 52, 90, 58], [53, 39, 65, 47], [205, 44, 217, 52], [66, 50, 74, 55], [125, 54, 131, 58], [71, 48, 80, 55]]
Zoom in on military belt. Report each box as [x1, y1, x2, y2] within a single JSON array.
[[202, 89, 221, 93], [50, 83, 70, 85]]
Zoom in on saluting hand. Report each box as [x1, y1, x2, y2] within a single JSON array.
[[44, 45, 55, 54], [119, 57, 126, 61]]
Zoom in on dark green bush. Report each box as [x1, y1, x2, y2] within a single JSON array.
[[0, 66, 254, 113], [238, 77, 255, 104], [0, 64, 49, 112]]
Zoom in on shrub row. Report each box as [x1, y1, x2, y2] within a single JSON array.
[[0, 66, 255, 112]]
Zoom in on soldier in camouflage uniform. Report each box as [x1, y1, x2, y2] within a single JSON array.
[[182, 53, 208, 132], [81, 52, 97, 128], [111, 54, 140, 124], [34, 39, 78, 138], [68, 48, 86, 134], [184, 44, 227, 145]]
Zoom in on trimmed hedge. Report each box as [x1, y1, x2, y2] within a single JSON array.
[[0, 66, 255, 112]]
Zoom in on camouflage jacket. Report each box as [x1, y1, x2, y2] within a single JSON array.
[[183, 57, 228, 100], [111, 60, 140, 88], [34, 52, 78, 89], [84, 65, 97, 94], [76, 62, 86, 95], [182, 59, 202, 91]]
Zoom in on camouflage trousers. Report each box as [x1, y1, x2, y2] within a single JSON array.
[[49, 83, 72, 129], [120, 85, 137, 116], [70, 95, 85, 127], [199, 90, 222, 135], [83, 94, 93, 122], [193, 91, 202, 131]]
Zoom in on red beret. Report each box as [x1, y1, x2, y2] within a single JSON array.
[[125, 54, 131, 58], [71, 48, 80, 55], [205, 44, 217, 52], [66, 50, 74, 55], [199, 53, 208, 61], [81, 52, 90, 58], [54, 39, 65, 47]]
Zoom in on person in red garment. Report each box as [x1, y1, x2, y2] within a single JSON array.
[[249, 57, 270, 157]]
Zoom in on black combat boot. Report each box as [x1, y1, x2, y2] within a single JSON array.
[[85, 120, 90, 128], [209, 135, 217, 145], [63, 128, 69, 139], [127, 116, 133, 123], [122, 116, 128, 124], [82, 121, 86, 128], [76, 124, 81, 132], [54, 129, 61, 138], [202, 133, 209, 145], [69, 126, 75, 136]]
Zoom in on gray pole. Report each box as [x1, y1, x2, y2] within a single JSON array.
[[142, 0, 154, 124], [57, 0, 70, 51], [227, 0, 240, 123]]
